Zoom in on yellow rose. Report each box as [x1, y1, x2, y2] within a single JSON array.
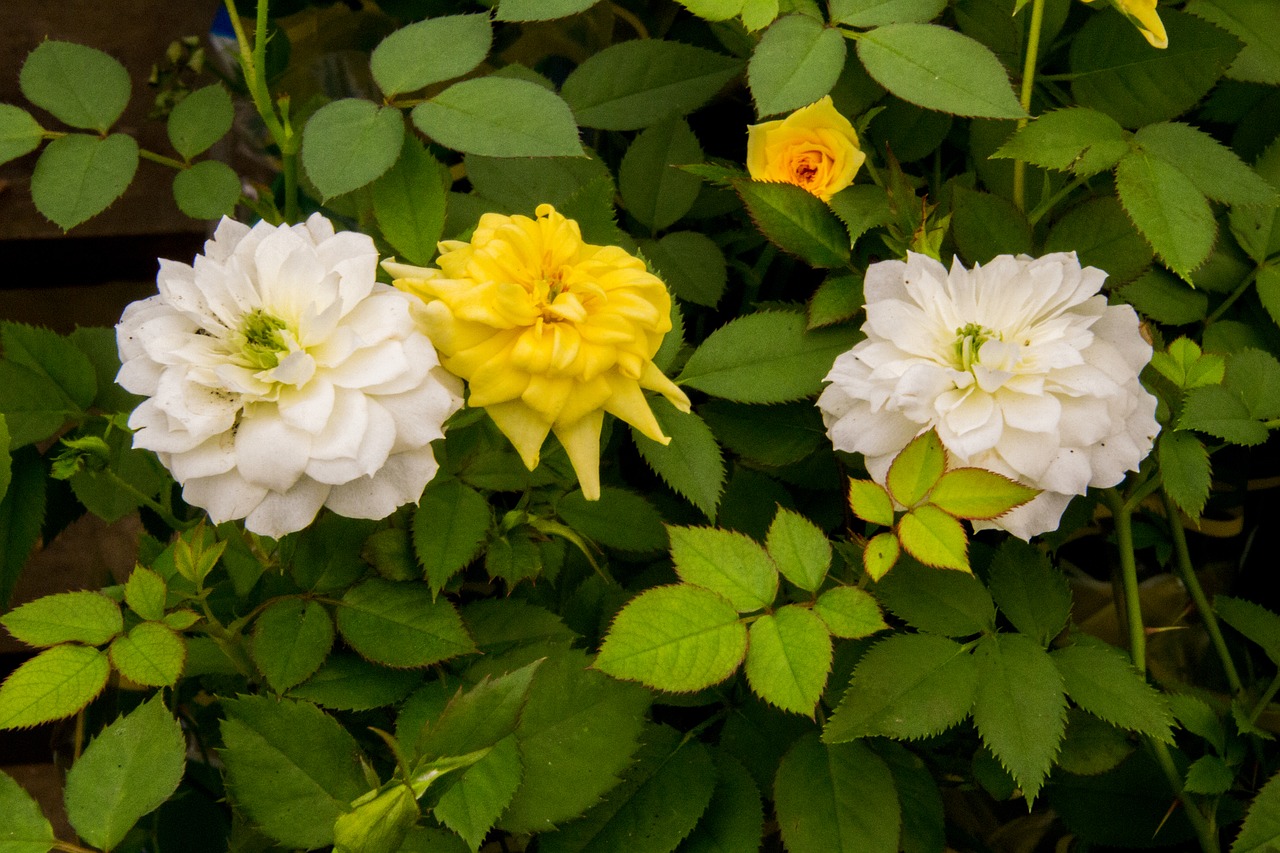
[[746, 96, 866, 201], [1081, 0, 1167, 48], [387, 205, 690, 500]]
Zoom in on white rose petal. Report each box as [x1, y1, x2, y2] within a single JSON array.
[[818, 252, 1160, 539], [116, 214, 464, 539]]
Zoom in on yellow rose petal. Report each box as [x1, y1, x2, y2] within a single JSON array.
[[746, 95, 866, 201]]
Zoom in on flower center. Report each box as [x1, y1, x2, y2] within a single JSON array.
[[238, 309, 290, 370], [952, 322, 1000, 372]]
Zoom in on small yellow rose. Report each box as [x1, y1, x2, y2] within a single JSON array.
[[746, 96, 866, 201], [1081, 0, 1167, 48], [386, 205, 691, 500]]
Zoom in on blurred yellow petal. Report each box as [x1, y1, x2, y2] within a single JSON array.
[[1079, 0, 1167, 48]]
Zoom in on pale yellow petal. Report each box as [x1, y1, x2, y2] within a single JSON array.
[[603, 376, 667, 444], [486, 400, 552, 471], [553, 410, 604, 500]]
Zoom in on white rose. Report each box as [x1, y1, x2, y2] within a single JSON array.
[[818, 252, 1160, 539], [116, 214, 463, 538]]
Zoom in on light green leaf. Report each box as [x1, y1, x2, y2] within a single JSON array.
[[1135, 122, 1278, 207], [108, 622, 184, 688], [173, 160, 241, 220], [631, 398, 725, 521], [416, 661, 541, 760], [252, 598, 335, 693], [558, 487, 667, 553], [814, 586, 887, 639], [0, 450, 45, 610], [32, 133, 138, 231], [848, 478, 894, 527], [219, 696, 367, 850], [414, 78, 584, 157], [620, 118, 704, 231], [333, 784, 418, 853], [828, 185, 891, 247], [337, 578, 475, 668], [1, 591, 122, 648], [1186, 0, 1280, 85], [857, 24, 1025, 119], [680, 753, 764, 853], [123, 567, 166, 622], [1226, 348, 1280, 419], [669, 525, 778, 612], [1215, 595, 1280, 666], [1158, 431, 1211, 520], [674, 0, 746, 19], [885, 430, 945, 508], [1178, 384, 1268, 445], [874, 555, 996, 636], [64, 695, 185, 852], [991, 107, 1129, 176], [824, 633, 977, 742], [1070, 8, 1242, 128], [950, 187, 1033, 264], [808, 271, 865, 330], [413, 478, 491, 595], [370, 14, 492, 96], [167, 84, 233, 160], [1169, 693, 1226, 754], [0, 645, 109, 730], [898, 505, 969, 572], [745, 605, 832, 715], [928, 468, 1038, 520], [562, 40, 743, 130], [641, 231, 728, 308], [748, 15, 845, 117], [1116, 149, 1217, 280], [594, 584, 748, 692], [1051, 637, 1175, 743], [1258, 265, 1280, 333], [0, 105, 43, 167], [1233, 768, 1280, 853], [20, 40, 130, 132], [736, 180, 851, 267], [677, 311, 859, 403], [830, 0, 945, 25], [774, 734, 901, 853], [0, 769, 55, 853], [288, 654, 421, 712], [987, 540, 1072, 646], [434, 735, 522, 850], [972, 633, 1066, 802], [302, 99, 404, 199], [862, 532, 901, 581], [496, 0, 601, 20], [765, 508, 832, 592]]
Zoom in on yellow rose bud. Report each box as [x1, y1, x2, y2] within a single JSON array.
[[1080, 0, 1167, 48], [387, 205, 691, 501], [746, 95, 866, 201]]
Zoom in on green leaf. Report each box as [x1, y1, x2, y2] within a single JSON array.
[[0, 105, 43, 167], [417, 662, 541, 761], [219, 696, 367, 850], [874, 555, 996, 636], [950, 187, 1033, 264], [699, 400, 824, 466], [1186, 0, 1280, 85], [862, 532, 901, 581], [595, 584, 748, 692], [972, 633, 1066, 802], [885, 430, 945, 507], [108, 622, 185, 688], [1055, 708, 1135, 777], [333, 784, 419, 853], [847, 478, 894, 527], [302, 99, 404, 199], [1233, 768, 1280, 853], [1183, 754, 1234, 795], [288, 654, 421, 711], [1215, 595, 1280, 666], [1120, 268, 1208, 325], [31, 133, 139, 230], [735, 181, 851, 267], [1070, 8, 1242, 128], [928, 468, 1038, 520], [1178, 384, 1268, 445], [124, 567, 167, 621], [680, 753, 764, 853], [539, 726, 716, 853], [0, 450, 45, 609], [337, 578, 475, 668], [1258, 265, 1280, 334], [856, 24, 1024, 119], [0, 417, 8, 505], [677, 311, 859, 403], [898, 505, 969, 572], [1227, 348, 1280, 419], [824, 633, 977, 742], [1116, 149, 1217, 280], [748, 15, 845, 117], [991, 107, 1129, 176], [831, 0, 945, 25], [434, 735, 522, 850], [641, 231, 728, 308], [167, 84, 233, 160], [670, 526, 778, 612], [414, 478, 491, 595], [814, 586, 887, 639], [1135, 122, 1278, 207], [1, 591, 123, 647], [0, 769, 55, 853], [558, 487, 667, 553], [745, 605, 832, 715], [69, 326, 142, 415], [173, 160, 241, 219], [1230, 138, 1280, 265], [496, 0, 601, 20], [620, 118, 703, 231], [0, 645, 109, 730], [64, 695, 184, 852], [1051, 637, 1174, 743], [808, 271, 865, 330], [1158, 431, 1211, 519], [69, 426, 167, 524], [562, 40, 743, 130], [631, 398, 725, 521], [765, 508, 832, 592], [413, 78, 585, 157], [20, 40, 130, 132], [987, 539, 1072, 646], [774, 734, 901, 853], [252, 598, 335, 693], [370, 14, 492, 96]]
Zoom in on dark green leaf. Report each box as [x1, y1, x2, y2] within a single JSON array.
[[1187, 0, 1280, 85], [1055, 708, 1135, 776], [167, 84, 233, 160], [466, 152, 613, 214], [736, 181, 851, 267], [748, 15, 846, 117], [620, 118, 703, 231], [950, 187, 1032, 264], [828, 185, 891, 249], [558, 487, 667, 553], [1178, 384, 1268, 445], [642, 231, 728, 308], [288, 654, 421, 711], [1116, 149, 1217, 280], [20, 40, 130, 132], [414, 478, 491, 594], [337, 578, 475, 668], [302, 99, 404, 199], [1119, 268, 1208, 324], [1233, 768, 1280, 853], [434, 735, 521, 850], [700, 400, 825, 467], [874, 554, 995, 637], [1158, 431, 1211, 519], [496, 0, 601, 20], [414, 78, 584, 157], [987, 539, 1072, 646], [631, 398, 725, 521], [0, 449, 45, 609], [0, 768, 55, 853], [680, 753, 764, 853], [991, 107, 1129, 176], [31, 133, 139, 231], [370, 14, 492, 96], [1051, 637, 1174, 742], [0, 104, 43, 166], [252, 598, 335, 693], [1215, 595, 1280, 666], [374, 137, 445, 266], [1135, 121, 1278, 207], [1226, 348, 1280, 419], [831, 0, 946, 25], [418, 661, 541, 760], [173, 160, 241, 220], [1044, 196, 1152, 288]]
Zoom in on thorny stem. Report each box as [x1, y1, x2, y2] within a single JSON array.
[[1012, 0, 1047, 212], [103, 469, 192, 530], [1249, 671, 1280, 725]]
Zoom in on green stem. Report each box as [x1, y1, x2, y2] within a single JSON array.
[[1204, 269, 1259, 325], [1026, 174, 1089, 227], [1248, 671, 1280, 725], [104, 470, 191, 530], [139, 149, 190, 170], [1161, 488, 1245, 696], [1103, 487, 1146, 673], [1012, 0, 1047, 212], [1149, 739, 1221, 853]]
